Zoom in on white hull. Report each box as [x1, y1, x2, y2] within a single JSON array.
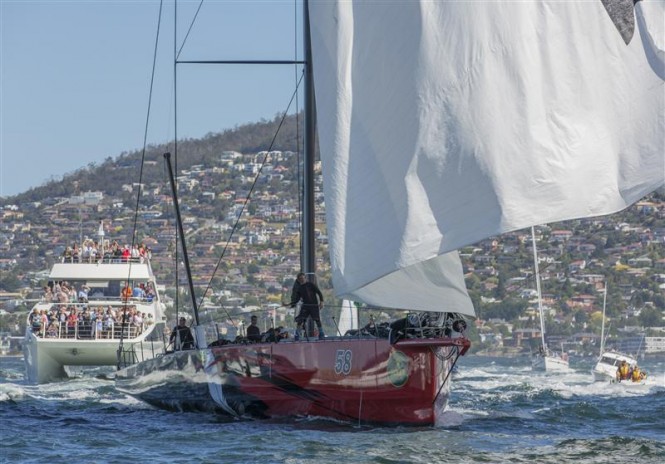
[[592, 360, 617, 382], [532, 353, 570, 372], [24, 259, 166, 383], [24, 329, 165, 383], [592, 351, 638, 383]]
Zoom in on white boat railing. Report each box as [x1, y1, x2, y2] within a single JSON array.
[[30, 320, 153, 341], [42, 295, 157, 304], [28, 301, 156, 341], [60, 256, 152, 264]]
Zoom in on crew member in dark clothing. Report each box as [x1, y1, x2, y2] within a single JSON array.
[[362, 314, 377, 335], [170, 317, 195, 350], [289, 272, 325, 340], [262, 326, 288, 343], [246, 315, 261, 342]]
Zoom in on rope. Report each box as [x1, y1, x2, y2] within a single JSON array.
[[432, 346, 461, 405], [195, 73, 305, 329], [176, 0, 204, 60], [117, 0, 165, 368]]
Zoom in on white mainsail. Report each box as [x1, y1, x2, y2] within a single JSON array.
[[309, 1, 664, 315]]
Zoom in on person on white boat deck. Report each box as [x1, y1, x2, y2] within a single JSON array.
[[289, 272, 325, 340], [78, 285, 89, 303], [170, 317, 195, 350], [132, 283, 145, 299], [631, 366, 646, 382], [616, 360, 630, 381], [120, 284, 132, 301], [246, 315, 261, 342]]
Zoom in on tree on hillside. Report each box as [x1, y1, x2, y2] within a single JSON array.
[[0, 274, 22, 292], [481, 298, 528, 321], [559, 278, 574, 299], [638, 307, 663, 327], [574, 308, 589, 326], [495, 272, 507, 299]]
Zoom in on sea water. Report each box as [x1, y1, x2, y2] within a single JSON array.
[[1, 355, 663, 464]]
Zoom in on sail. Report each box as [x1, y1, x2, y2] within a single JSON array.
[[309, 1, 664, 315], [337, 299, 358, 335]]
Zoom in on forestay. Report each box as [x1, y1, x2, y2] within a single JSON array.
[[309, 1, 664, 315]]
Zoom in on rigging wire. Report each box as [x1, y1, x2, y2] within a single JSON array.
[[165, 0, 307, 330], [195, 73, 305, 328], [172, 0, 202, 325], [176, 0, 204, 61], [162, 0, 304, 332], [432, 347, 462, 405], [118, 0, 165, 364]]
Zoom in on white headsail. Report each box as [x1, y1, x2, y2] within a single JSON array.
[[337, 299, 358, 335], [309, 1, 664, 315]]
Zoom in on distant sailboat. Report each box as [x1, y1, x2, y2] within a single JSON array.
[[530, 227, 570, 372], [592, 284, 643, 383]]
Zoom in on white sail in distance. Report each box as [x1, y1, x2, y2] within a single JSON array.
[[337, 299, 358, 336], [309, 1, 664, 315]]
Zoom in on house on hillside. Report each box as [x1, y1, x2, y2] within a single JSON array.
[[628, 255, 653, 268], [549, 230, 573, 243], [568, 260, 586, 273], [510, 328, 541, 348]]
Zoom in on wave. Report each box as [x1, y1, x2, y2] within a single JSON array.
[[0, 383, 26, 403]]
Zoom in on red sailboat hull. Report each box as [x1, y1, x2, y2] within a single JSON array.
[[205, 336, 469, 426], [117, 336, 470, 426]]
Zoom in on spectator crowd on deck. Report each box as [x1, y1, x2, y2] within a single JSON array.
[[29, 280, 156, 340], [63, 240, 152, 263]]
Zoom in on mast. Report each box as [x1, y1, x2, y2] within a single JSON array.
[[164, 152, 199, 327], [599, 283, 607, 358], [302, 0, 316, 278], [531, 227, 547, 351]]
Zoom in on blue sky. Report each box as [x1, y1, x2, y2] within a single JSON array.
[[1, 0, 304, 197]]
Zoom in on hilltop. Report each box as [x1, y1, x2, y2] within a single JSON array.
[[3, 114, 302, 206]]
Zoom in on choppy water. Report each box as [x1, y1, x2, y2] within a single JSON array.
[[1, 355, 664, 464]]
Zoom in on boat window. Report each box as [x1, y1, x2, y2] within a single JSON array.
[[600, 356, 615, 365], [87, 281, 109, 288]]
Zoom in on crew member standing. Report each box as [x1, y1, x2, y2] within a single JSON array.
[[289, 272, 325, 340], [246, 315, 261, 342], [170, 317, 195, 350]]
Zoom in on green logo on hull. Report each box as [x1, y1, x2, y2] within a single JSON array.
[[387, 350, 410, 387]]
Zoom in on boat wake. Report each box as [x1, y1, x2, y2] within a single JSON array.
[[0, 383, 26, 403], [448, 358, 664, 428], [436, 410, 464, 427]]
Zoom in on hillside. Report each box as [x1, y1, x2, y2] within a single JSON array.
[[0, 115, 664, 356]]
